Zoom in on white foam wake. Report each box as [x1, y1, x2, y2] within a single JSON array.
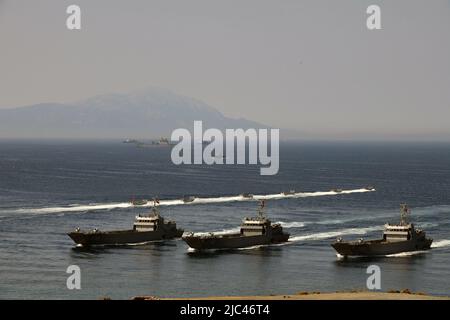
[[236, 244, 267, 251], [385, 250, 428, 257], [190, 225, 383, 251], [189, 227, 241, 237], [277, 221, 306, 228], [431, 239, 450, 249], [7, 188, 374, 215], [12, 202, 134, 215], [288, 226, 382, 242], [335, 250, 429, 259]]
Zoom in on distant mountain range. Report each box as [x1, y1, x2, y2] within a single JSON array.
[[0, 88, 277, 139]]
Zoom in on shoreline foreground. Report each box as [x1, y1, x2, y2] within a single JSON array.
[[133, 290, 449, 300]]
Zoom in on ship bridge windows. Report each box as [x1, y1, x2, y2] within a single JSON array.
[[384, 230, 410, 242], [134, 221, 158, 232], [241, 225, 265, 236]]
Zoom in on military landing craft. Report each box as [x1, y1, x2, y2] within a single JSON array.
[[68, 199, 183, 246], [332, 204, 433, 257], [182, 201, 290, 250]]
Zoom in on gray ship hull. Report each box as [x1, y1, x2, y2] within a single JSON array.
[[332, 238, 433, 257], [183, 232, 289, 250], [68, 228, 183, 246]]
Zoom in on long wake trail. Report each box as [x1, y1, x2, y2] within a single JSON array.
[[8, 188, 374, 215]]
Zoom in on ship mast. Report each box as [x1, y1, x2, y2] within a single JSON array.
[[257, 200, 266, 219], [400, 203, 410, 225], [152, 197, 160, 216]]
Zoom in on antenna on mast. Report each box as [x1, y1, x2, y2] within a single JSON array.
[[152, 197, 160, 215], [258, 200, 266, 218], [400, 203, 410, 225]]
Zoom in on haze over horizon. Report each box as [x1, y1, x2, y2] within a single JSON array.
[[1, 0, 449, 140]]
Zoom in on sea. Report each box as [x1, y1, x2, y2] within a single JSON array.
[[0, 140, 449, 299]]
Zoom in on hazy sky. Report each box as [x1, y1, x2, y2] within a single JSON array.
[[1, 0, 449, 139]]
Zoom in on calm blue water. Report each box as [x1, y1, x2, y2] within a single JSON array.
[[0, 140, 449, 299]]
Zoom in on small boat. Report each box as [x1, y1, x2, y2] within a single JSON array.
[[365, 185, 376, 191], [182, 196, 196, 203], [331, 204, 433, 257], [282, 190, 296, 195], [123, 139, 139, 144], [68, 200, 183, 247], [131, 198, 148, 206], [331, 188, 343, 193], [240, 193, 253, 199], [182, 201, 290, 250]]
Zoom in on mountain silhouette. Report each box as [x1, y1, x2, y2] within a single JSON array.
[[0, 88, 271, 139]]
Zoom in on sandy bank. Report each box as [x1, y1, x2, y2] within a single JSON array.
[[134, 290, 449, 300]]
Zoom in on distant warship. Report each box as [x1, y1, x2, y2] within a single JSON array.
[[123, 137, 175, 148], [332, 204, 433, 257], [68, 200, 183, 246], [182, 201, 290, 250]]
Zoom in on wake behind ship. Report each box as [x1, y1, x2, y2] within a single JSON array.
[[68, 201, 183, 246], [332, 204, 433, 257], [182, 201, 289, 250]]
